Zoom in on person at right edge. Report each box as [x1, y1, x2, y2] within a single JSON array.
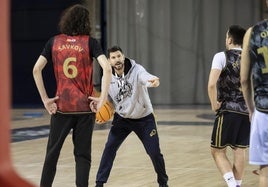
[[208, 25, 250, 187], [241, 0, 268, 186]]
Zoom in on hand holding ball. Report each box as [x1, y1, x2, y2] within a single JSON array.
[[95, 102, 114, 124]]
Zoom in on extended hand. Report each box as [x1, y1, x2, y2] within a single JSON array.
[[88, 96, 105, 113], [43, 96, 59, 114], [147, 78, 160, 87], [212, 101, 222, 113]]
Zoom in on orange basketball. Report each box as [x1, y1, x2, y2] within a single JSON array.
[[95, 101, 114, 124]]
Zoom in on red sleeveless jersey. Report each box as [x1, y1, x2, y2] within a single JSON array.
[[52, 34, 93, 113]]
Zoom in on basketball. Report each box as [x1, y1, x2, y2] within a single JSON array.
[[95, 101, 114, 124]]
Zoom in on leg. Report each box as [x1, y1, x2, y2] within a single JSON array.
[[72, 114, 95, 187], [134, 114, 168, 186], [232, 148, 246, 181], [40, 114, 73, 187], [211, 147, 236, 187], [96, 122, 131, 184], [211, 147, 232, 175], [259, 165, 268, 187], [210, 112, 245, 187], [211, 113, 233, 175], [249, 110, 268, 187]]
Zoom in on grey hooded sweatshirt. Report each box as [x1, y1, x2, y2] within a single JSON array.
[[108, 58, 158, 119]]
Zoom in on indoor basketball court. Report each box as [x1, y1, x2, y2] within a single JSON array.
[[1, 0, 264, 187], [10, 106, 258, 187]]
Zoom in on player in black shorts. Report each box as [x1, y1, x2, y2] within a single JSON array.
[[208, 25, 250, 187]]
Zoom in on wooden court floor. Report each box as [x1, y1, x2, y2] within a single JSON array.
[[10, 105, 258, 187]]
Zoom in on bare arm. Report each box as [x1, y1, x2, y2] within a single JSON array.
[[89, 54, 112, 112], [241, 27, 254, 119], [33, 55, 58, 114], [208, 69, 221, 112]]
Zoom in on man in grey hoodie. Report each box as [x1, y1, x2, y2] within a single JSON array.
[[91, 46, 169, 187]]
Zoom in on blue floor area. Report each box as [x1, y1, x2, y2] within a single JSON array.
[[11, 120, 213, 143], [12, 125, 50, 143], [11, 106, 214, 143]]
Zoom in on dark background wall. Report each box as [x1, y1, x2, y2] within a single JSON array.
[[11, 0, 266, 107], [11, 0, 80, 107], [106, 0, 262, 105]]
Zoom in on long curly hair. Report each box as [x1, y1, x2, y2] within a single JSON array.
[[58, 4, 91, 36]]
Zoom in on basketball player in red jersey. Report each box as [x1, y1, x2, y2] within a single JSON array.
[[33, 4, 111, 187]]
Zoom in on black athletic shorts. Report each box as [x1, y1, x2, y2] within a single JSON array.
[[211, 111, 250, 149]]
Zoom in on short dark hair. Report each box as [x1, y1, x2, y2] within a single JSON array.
[[227, 25, 246, 45], [58, 4, 91, 36], [107, 46, 123, 58]]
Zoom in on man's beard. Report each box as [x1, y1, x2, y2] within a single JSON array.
[[113, 61, 124, 71]]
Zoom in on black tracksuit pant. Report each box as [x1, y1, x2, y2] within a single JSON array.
[[40, 112, 95, 187], [96, 113, 168, 185]]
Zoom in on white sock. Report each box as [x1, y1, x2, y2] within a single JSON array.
[[236, 180, 242, 186], [223, 172, 237, 187]]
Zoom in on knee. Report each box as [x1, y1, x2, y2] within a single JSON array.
[[211, 147, 226, 159], [211, 147, 217, 158]]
